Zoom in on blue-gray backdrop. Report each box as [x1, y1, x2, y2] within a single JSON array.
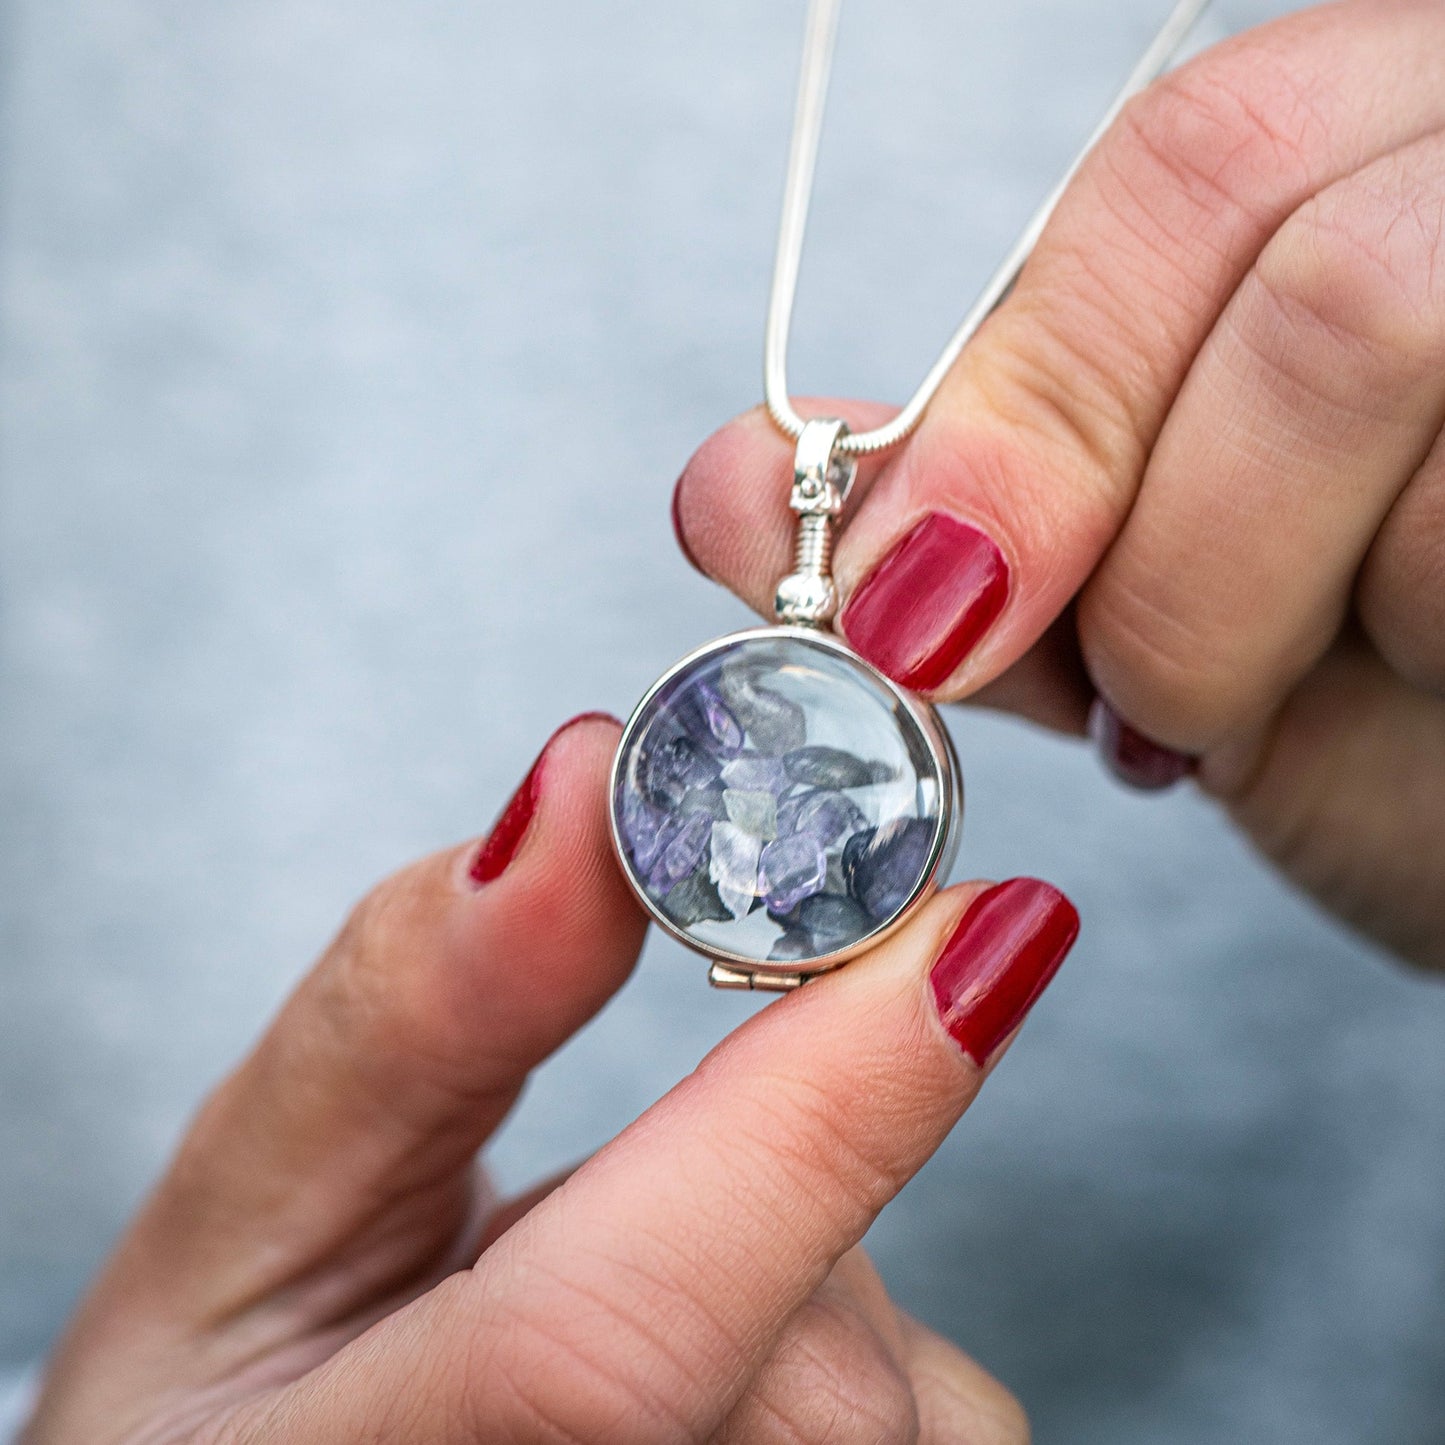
[[3, 2, 1444, 1440]]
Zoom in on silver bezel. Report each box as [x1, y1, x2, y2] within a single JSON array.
[[609, 626, 962, 982]]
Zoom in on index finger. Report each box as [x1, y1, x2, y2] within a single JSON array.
[[254, 876, 1077, 1443]]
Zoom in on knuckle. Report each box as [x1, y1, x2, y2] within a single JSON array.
[[1081, 562, 1240, 742], [339, 869, 417, 979], [959, 40, 1336, 525], [754, 1296, 920, 1445], [1256, 158, 1445, 373], [329, 882, 420, 1046], [898, 1315, 1029, 1445], [482, 1284, 707, 1445], [1360, 496, 1445, 695], [813, 1357, 919, 1445], [321, 866, 486, 1100], [1115, 44, 1325, 228], [967, 304, 1148, 516]]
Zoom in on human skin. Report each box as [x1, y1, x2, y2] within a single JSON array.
[[24, 715, 1066, 1443], [675, 0, 1445, 970]]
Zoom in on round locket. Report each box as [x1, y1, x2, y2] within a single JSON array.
[[610, 626, 961, 990]]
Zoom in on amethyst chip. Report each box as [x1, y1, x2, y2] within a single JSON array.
[[710, 821, 763, 920], [717, 664, 807, 755], [796, 893, 874, 950], [664, 869, 733, 927], [619, 787, 672, 874], [783, 746, 896, 790], [670, 681, 744, 754], [777, 789, 867, 849], [679, 785, 729, 820], [723, 789, 778, 839], [769, 928, 815, 963], [843, 818, 937, 922], [647, 811, 714, 895], [641, 734, 721, 809]]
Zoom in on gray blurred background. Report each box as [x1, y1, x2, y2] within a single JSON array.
[[3, 1, 1444, 1440]]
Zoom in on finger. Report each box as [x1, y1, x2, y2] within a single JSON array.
[[718, 1250, 1026, 1445], [1359, 424, 1445, 696], [1078, 128, 1445, 761], [679, 407, 1096, 735], [828, 1246, 909, 1355], [1204, 636, 1445, 971], [713, 1254, 919, 1445], [898, 1314, 1030, 1445], [79, 713, 646, 1337], [270, 876, 1078, 1442], [674, 398, 897, 598], [804, 1250, 1031, 1445], [677, 4, 1445, 700], [474, 1163, 580, 1254], [967, 609, 1096, 735]]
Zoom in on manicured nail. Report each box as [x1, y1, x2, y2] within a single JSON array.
[[839, 512, 1010, 693], [469, 712, 619, 885], [671, 472, 705, 576], [930, 879, 1079, 1066], [1087, 698, 1196, 792]]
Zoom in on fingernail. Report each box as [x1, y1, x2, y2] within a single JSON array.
[[839, 512, 1010, 693], [930, 879, 1079, 1066], [469, 712, 619, 885], [1087, 698, 1196, 792], [671, 472, 705, 576]]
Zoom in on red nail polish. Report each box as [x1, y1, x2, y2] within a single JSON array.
[[469, 712, 620, 885], [1087, 699, 1196, 792], [930, 879, 1079, 1066], [840, 512, 1010, 693], [672, 472, 706, 576]]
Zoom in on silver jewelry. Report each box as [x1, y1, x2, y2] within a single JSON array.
[[611, 0, 1211, 992]]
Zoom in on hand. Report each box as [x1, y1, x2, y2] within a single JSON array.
[[674, 0, 1445, 970], [25, 713, 1072, 1443]]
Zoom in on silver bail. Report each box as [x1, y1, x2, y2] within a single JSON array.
[[774, 417, 857, 628]]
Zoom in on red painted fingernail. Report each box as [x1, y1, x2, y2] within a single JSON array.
[[930, 879, 1079, 1066], [1087, 698, 1196, 792], [469, 712, 620, 885], [839, 512, 1010, 693], [672, 472, 706, 576]]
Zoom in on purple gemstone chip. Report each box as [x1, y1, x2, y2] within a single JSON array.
[[842, 818, 937, 922], [671, 681, 744, 754], [642, 734, 720, 809], [648, 811, 713, 895], [778, 789, 867, 849]]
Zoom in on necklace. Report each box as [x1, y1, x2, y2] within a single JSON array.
[[610, 0, 1211, 992]]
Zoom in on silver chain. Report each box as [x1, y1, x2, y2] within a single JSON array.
[[764, 0, 1213, 459]]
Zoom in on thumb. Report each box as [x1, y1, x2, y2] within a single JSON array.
[[259, 876, 1078, 1443]]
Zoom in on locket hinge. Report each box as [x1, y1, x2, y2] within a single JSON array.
[[708, 963, 808, 993], [774, 417, 857, 629]]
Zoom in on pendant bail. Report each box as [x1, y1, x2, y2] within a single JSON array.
[[774, 417, 857, 628]]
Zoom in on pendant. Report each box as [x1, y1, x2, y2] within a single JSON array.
[[610, 420, 962, 991]]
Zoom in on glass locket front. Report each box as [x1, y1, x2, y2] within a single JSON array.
[[610, 627, 961, 980]]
